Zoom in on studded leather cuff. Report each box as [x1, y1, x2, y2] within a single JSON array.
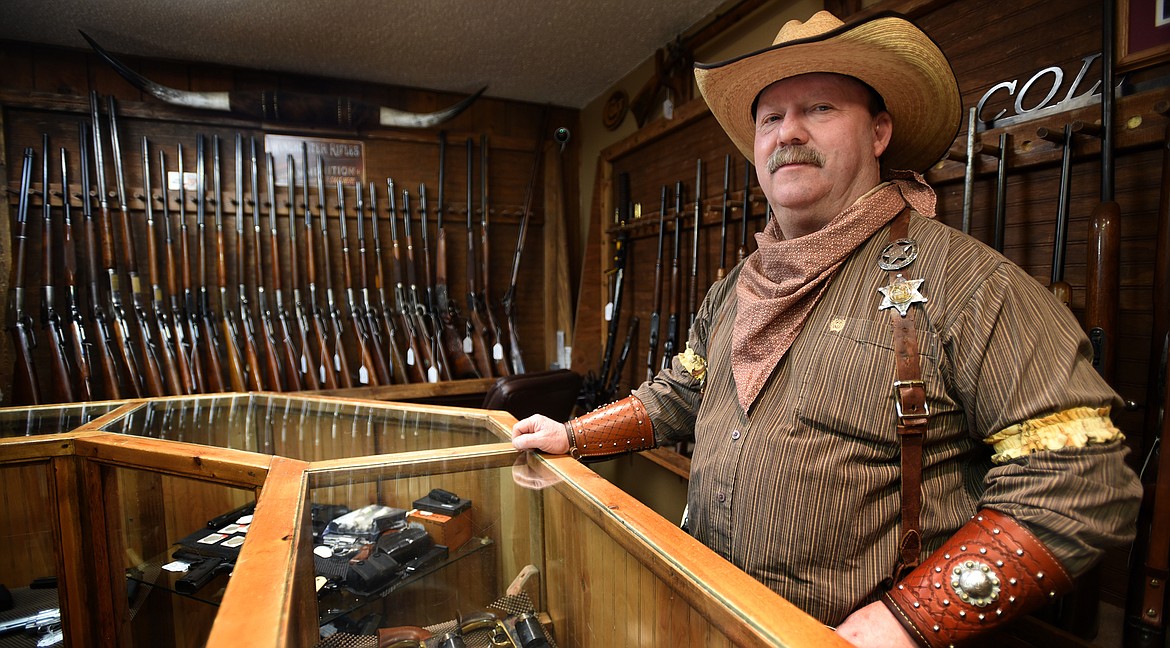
[[565, 396, 656, 460], [882, 509, 1073, 648]]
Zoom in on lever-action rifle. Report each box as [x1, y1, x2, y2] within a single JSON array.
[[158, 147, 196, 394], [196, 135, 227, 392], [387, 180, 428, 383], [60, 146, 94, 401], [7, 147, 41, 404], [463, 139, 494, 378], [79, 122, 125, 399], [301, 147, 334, 389], [645, 185, 668, 383], [91, 92, 144, 397], [662, 180, 683, 371], [402, 188, 441, 382], [355, 182, 398, 383], [108, 96, 167, 396], [366, 182, 409, 384], [212, 135, 248, 391], [316, 158, 353, 388], [338, 181, 387, 385], [233, 134, 265, 390], [419, 183, 453, 380], [717, 155, 730, 280], [247, 142, 286, 391], [432, 133, 478, 379], [270, 152, 311, 390], [479, 136, 511, 377], [141, 137, 184, 395], [40, 135, 76, 402], [688, 158, 702, 334]]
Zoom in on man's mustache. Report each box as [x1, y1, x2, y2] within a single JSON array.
[[766, 146, 825, 173]]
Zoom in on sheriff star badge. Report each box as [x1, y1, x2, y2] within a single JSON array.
[[878, 273, 927, 317]]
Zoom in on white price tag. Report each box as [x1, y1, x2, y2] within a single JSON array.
[[493, 343, 504, 360], [407, 348, 415, 366], [604, 302, 613, 321], [358, 366, 369, 384], [463, 336, 474, 353], [427, 367, 439, 383]]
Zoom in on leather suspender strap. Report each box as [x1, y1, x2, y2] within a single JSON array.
[[886, 209, 928, 583]]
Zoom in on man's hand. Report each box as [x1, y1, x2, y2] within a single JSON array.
[[510, 414, 571, 455], [835, 600, 917, 648]]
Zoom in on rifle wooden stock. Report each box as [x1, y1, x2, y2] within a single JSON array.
[[91, 92, 145, 397], [140, 137, 184, 395], [338, 181, 386, 385], [294, 146, 329, 390], [157, 148, 196, 395], [232, 134, 265, 391], [463, 139, 494, 379], [418, 184, 455, 380], [196, 135, 227, 393], [276, 151, 313, 390], [388, 181, 429, 383], [60, 147, 94, 401], [79, 121, 125, 399], [401, 188, 441, 381], [177, 143, 207, 392], [248, 144, 285, 391], [1086, 201, 1120, 382], [479, 136, 511, 377], [40, 136, 75, 402], [316, 160, 352, 388], [432, 136, 479, 380], [8, 147, 42, 404], [1040, 124, 1074, 307], [108, 96, 167, 397], [355, 183, 397, 383], [209, 135, 247, 392], [646, 185, 668, 382], [368, 182, 410, 384]]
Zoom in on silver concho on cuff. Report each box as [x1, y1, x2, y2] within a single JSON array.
[[950, 560, 1001, 607]]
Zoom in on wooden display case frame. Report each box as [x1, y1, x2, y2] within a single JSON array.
[[0, 394, 844, 648]]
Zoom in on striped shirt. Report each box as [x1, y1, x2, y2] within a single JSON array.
[[632, 211, 1142, 625]]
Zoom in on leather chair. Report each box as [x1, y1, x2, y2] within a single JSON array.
[[481, 369, 582, 422]]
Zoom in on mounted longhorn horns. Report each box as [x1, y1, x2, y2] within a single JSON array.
[[80, 31, 486, 130]]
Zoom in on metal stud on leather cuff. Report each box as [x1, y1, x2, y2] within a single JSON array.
[[882, 509, 1073, 647], [566, 396, 655, 459]]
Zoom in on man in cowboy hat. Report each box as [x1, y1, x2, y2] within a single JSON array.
[[513, 10, 1140, 647]]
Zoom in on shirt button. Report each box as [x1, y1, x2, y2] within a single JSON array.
[[731, 429, 741, 440], [717, 492, 726, 503]]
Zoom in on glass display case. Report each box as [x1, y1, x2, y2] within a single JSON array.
[[0, 394, 843, 648]]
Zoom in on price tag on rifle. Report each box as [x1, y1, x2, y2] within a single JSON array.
[[359, 366, 369, 384], [493, 343, 504, 361], [300, 354, 308, 374], [605, 301, 613, 321], [463, 336, 473, 354], [407, 348, 415, 366], [427, 367, 439, 383]]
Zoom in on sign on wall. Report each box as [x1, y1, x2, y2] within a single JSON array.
[[263, 134, 365, 188]]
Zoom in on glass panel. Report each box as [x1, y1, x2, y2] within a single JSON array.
[[0, 401, 123, 438], [109, 465, 256, 648], [307, 451, 546, 644], [100, 394, 504, 459], [0, 461, 62, 647]]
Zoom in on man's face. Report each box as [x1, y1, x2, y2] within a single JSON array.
[[753, 73, 892, 239]]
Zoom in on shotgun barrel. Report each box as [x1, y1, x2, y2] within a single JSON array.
[[8, 147, 41, 404], [60, 146, 94, 401], [646, 185, 668, 383], [142, 137, 185, 395], [40, 135, 75, 402]]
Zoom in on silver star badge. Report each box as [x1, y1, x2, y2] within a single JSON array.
[[878, 273, 927, 317]]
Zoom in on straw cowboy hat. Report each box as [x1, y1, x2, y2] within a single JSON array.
[[694, 10, 961, 174]]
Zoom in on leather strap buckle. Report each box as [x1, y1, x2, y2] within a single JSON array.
[[893, 379, 929, 421]]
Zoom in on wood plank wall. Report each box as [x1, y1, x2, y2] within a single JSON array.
[[582, 0, 1170, 611], [0, 38, 582, 405]]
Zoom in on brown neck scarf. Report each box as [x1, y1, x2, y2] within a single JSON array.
[[731, 170, 937, 412]]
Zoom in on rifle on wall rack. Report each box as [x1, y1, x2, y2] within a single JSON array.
[[502, 109, 552, 376], [79, 122, 125, 400], [91, 92, 145, 397], [739, 159, 752, 263], [1037, 124, 1074, 307], [7, 147, 41, 404], [274, 151, 312, 391], [432, 133, 479, 379], [176, 143, 207, 392], [302, 151, 337, 389], [211, 135, 248, 391], [248, 144, 286, 392], [338, 181, 387, 385], [196, 135, 227, 393], [387, 179, 429, 383], [141, 137, 185, 395], [662, 180, 683, 372], [688, 159, 702, 335], [401, 188, 442, 382], [418, 183, 454, 380], [716, 155, 730, 281], [232, 134, 265, 391], [316, 158, 353, 388], [463, 139, 494, 379], [108, 96, 168, 397], [367, 181, 409, 384], [40, 135, 76, 402], [158, 148, 196, 395], [60, 145, 94, 401], [478, 135, 511, 377], [646, 186, 668, 383], [356, 183, 399, 383], [585, 172, 632, 409]]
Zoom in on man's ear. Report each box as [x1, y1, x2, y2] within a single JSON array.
[[872, 111, 893, 159]]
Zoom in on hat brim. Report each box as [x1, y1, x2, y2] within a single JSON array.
[[695, 12, 961, 174]]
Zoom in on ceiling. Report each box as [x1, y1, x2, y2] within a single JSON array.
[[1, 0, 733, 110]]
